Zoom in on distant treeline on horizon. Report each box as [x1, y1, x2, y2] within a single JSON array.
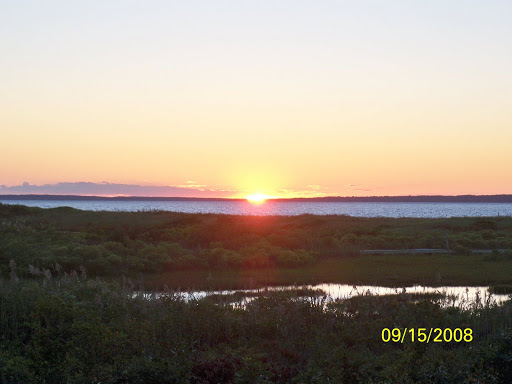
[[2, 194, 512, 203]]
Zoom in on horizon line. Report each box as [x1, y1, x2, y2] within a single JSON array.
[[2, 194, 512, 202]]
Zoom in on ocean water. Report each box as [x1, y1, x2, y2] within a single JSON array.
[[1, 199, 512, 217]]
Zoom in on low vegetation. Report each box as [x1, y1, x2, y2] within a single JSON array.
[[2, 204, 512, 382], [1, 271, 511, 383], [2, 203, 512, 288]]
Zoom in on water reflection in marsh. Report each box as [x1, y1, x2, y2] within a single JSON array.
[[138, 284, 511, 309]]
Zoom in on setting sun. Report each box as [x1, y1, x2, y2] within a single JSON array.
[[246, 193, 270, 203]]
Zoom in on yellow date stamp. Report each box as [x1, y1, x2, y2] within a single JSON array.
[[381, 328, 473, 343]]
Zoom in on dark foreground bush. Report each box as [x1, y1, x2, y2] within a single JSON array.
[[0, 272, 511, 383]]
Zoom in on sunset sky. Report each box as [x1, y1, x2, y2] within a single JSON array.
[[1, 1, 512, 198]]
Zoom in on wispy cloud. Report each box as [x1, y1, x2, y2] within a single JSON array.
[[307, 185, 328, 190], [0, 181, 366, 199], [345, 183, 374, 193], [0, 182, 235, 198]]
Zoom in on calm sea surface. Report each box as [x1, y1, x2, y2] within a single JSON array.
[[1, 200, 512, 217]]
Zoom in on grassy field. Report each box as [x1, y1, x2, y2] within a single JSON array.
[[147, 254, 512, 290], [2, 203, 512, 382], [2, 203, 512, 290]]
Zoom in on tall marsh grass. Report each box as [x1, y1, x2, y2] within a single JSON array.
[[1, 265, 511, 383]]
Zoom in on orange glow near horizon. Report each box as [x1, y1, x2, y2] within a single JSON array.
[[246, 193, 271, 203], [2, 2, 512, 196]]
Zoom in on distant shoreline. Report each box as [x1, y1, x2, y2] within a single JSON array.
[[2, 194, 512, 203]]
